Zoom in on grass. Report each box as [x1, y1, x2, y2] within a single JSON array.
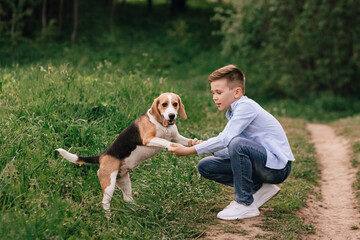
[[0, 63, 224, 239], [0, 0, 344, 239], [0, 65, 319, 238]]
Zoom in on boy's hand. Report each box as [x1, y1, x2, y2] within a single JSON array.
[[168, 143, 196, 156], [188, 138, 203, 147]]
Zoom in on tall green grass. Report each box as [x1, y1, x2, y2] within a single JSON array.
[[0, 62, 226, 239], [0, 63, 320, 239], [0, 3, 228, 237]]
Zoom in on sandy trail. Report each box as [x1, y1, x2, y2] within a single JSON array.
[[306, 123, 360, 239]]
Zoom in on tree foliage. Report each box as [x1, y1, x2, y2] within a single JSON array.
[[0, 0, 188, 45], [214, 0, 360, 99]]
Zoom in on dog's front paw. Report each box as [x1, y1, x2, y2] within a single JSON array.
[[105, 210, 111, 219], [124, 195, 134, 203], [165, 142, 172, 149]]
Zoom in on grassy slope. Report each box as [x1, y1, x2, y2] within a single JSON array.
[[0, 62, 223, 239], [0, 1, 321, 239], [0, 68, 321, 239], [0, 65, 319, 239]]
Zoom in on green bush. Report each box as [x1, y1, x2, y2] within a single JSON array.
[[214, 0, 360, 99]]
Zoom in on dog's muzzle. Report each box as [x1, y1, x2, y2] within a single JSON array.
[[162, 114, 176, 127]]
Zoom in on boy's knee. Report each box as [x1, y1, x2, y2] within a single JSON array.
[[198, 157, 219, 179], [228, 137, 247, 156], [197, 159, 209, 177]]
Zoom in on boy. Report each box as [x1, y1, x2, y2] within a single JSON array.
[[168, 65, 295, 220]]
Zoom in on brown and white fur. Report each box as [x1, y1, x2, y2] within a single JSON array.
[[56, 93, 190, 213]]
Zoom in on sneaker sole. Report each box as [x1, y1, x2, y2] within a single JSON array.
[[217, 210, 260, 221]]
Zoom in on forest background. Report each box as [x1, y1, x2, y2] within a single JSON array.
[[1, 0, 359, 112]]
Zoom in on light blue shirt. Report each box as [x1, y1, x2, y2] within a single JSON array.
[[194, 96, 295, 169]]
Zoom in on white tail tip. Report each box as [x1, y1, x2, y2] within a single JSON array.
[[56, 148, 78, 163]]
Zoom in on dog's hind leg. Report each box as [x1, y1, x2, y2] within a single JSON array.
[[97, 156, 120, 214], [98, 169, 118, 214], [116, 172, 134, 203]]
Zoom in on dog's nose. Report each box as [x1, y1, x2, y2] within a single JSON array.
[[169, 114, 175, 120]]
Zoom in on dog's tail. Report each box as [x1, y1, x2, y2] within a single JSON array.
[[56, 148, 100, 165]]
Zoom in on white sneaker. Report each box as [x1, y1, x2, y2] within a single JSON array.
[[253, 184, 280, 208], [217, 201, 260, 220]]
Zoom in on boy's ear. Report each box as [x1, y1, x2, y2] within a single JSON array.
[[234, 87, 243, 99]]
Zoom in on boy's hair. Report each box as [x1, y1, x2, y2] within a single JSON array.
[[208, 65, 246, 94]]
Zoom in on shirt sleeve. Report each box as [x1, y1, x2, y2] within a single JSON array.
[[194, 103, 257, 156]]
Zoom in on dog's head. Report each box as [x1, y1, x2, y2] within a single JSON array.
[[150, 93, 187, 127]]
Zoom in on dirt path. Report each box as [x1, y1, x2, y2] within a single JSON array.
[[305, 123, 360, 239], [203, 217, 269, 239]]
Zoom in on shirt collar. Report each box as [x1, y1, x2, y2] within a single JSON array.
[[226, 95, 247, 120]]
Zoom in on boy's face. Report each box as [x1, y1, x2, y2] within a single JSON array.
[[210, 78, 242, 111]]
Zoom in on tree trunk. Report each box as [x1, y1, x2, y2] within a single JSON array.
[[57, 0, 64, 33], [11, 11, 16, 40], [148, 0, 152, 13], [170, 0, 187, 14], [109, 0, 117, 33], [71, 0, 78, 45], [42, 0, 47, 33]]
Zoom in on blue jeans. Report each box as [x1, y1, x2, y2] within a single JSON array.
[[197, 137, 291, 206]]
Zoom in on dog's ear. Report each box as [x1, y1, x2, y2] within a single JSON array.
[[177, 95, 187, 120], [151, 97, 163, 123]]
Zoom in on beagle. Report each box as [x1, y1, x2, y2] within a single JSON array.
[[56, 93, 190, 212]]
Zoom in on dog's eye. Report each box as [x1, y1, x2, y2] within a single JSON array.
[[173, 102, 178, 107], [162, 103, 168, 107]]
